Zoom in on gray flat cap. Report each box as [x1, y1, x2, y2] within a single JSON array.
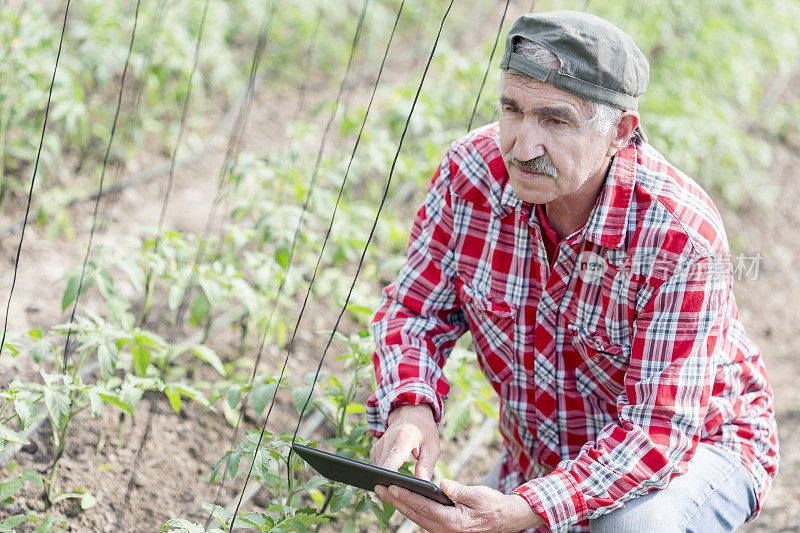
[[499, 11, 649, 110]]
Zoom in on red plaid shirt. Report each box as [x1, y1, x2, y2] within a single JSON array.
[[367, 123, 778, 532]]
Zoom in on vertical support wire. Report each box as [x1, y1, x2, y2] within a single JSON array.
[[222, 0, 405, 528], [114, 0, 282, 527], [99, 0, 169, 226], [60, 0, 144, 371], [292, 1, 326, 122], [219, 0, 374, 526], [138, 0, 212, 327], [466, 0, 510, 132], [287, 0, 456, 469], [0, 0, 71, 357]]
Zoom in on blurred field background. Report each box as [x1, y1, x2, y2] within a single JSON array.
[[0, 0, 798, 530]]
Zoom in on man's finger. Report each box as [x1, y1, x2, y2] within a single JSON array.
[[381, 439, 414, 471], [440, 479, 476, 505], [414, 446, 437, 481], [379, 485, 445, 533]]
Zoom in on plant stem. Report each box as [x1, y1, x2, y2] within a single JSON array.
[[43, 342, 87, 509], [201, 313, 213, 344], [312, 488, 337, 533], [137, 273, 155, 327], [238, 315, 248, 359], [116, 412, 126, 448], [43, 411, 72, 510]]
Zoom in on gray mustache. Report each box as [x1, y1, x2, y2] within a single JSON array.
[[503, 151, 559, 179]]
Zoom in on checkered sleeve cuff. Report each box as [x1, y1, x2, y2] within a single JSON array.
[[512, 468, 588, 533], [366, 381, 444, 437]]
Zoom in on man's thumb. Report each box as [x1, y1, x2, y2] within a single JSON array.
[[440, 479, 471, 504]]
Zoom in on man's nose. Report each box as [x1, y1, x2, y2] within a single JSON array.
[[513, 119, 546, 161]]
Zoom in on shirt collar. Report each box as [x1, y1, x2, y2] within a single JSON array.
[[493, 136, 639, 249], [582, 140, 638, 249]]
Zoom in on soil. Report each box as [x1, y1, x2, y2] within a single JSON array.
[[1, 2, 799, 532]]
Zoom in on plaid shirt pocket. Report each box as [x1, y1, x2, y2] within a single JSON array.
[[457, 280, 517, 384], [569, 323, 630, 403]]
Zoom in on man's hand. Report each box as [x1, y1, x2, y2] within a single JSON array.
[[374, 479, 545, 533], [370, 404, 440, 480]]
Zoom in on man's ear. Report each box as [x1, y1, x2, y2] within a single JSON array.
[[606, 111, 640, 157]]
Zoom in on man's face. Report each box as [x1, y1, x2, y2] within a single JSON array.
[[498, 72, 616, 205]]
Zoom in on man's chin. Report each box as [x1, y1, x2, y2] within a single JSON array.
[[508, 173, 556, 204]]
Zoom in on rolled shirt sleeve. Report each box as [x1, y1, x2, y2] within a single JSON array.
[[513, 255, 730, 532], [366, 152, 468, 436]]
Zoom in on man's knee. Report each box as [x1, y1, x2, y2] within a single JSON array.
[[589, 502, 681, 533]]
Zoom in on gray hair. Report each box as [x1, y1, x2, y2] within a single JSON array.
[[498, 38, 623, 134]]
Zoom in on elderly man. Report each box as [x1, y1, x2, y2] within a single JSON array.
[[367, 11, 778, 533]]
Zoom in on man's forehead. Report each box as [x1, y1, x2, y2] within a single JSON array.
[[503, 72, 590, 116]]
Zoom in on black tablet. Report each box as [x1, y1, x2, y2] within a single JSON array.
[[291, 443, 455, 506]]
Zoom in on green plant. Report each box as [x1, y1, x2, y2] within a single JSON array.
[[0, 469, 68, 532]]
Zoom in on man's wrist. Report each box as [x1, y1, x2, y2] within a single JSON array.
[[387, 403, 435, 426], [507, 494, 545, 530]]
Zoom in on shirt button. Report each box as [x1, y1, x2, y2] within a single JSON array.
[[594, 338, 603, 349]]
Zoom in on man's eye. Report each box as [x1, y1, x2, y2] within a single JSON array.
[[503, 106, 520, 114], [546, 117, 567, 126]]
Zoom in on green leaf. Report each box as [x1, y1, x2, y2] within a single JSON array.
[[226, 450, 242, 478], [81, 490, 97, 510], [329, 485, 353, 514], [0, 478, 24, 501], [21, 468, 44, 490], [31, 339, 52, 364], [168, 284, 183, 311], [201, 502, 230, 526], [4, 343, 19, 357], [13, 400, 34, 430], [251, 381, 277, 417], [254, 448, 271, 480], [226, 386, 241, 410], [44, 388, 70, 430], [88, 391, 103, 418], [0, 514, 25, 532], [97, 343, 118, 381], [189, 292, 210, 327], [39, 370, 61, 387], [355, 495, 370, 513], [345, 403, 366, 415], [160, 518, 205, 533], [231, 278, 258, 312], [274, 245, 290, 269], [199, 278, 225, 306], [97, 392, 135, 416], [61, 273, 92, 312], [371, 500, 395, 529], [345, 303, 373, 315], [164, 387, 182, 413], [303, 475, 327, 491], [120, 383, 144, 410], [190, 345, 225, 376], [292, 385, 313, 416], [131, 344, 151, 376], [118, 256, 145, 292], [237, 513, 267, 527]]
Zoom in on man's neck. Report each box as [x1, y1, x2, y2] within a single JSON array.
[[544, 160, 611, 241]]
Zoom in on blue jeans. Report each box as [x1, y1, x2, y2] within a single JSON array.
[[482, 442, 757, 532]]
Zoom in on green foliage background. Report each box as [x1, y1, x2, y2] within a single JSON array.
[[0, 0, 798, 530]]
